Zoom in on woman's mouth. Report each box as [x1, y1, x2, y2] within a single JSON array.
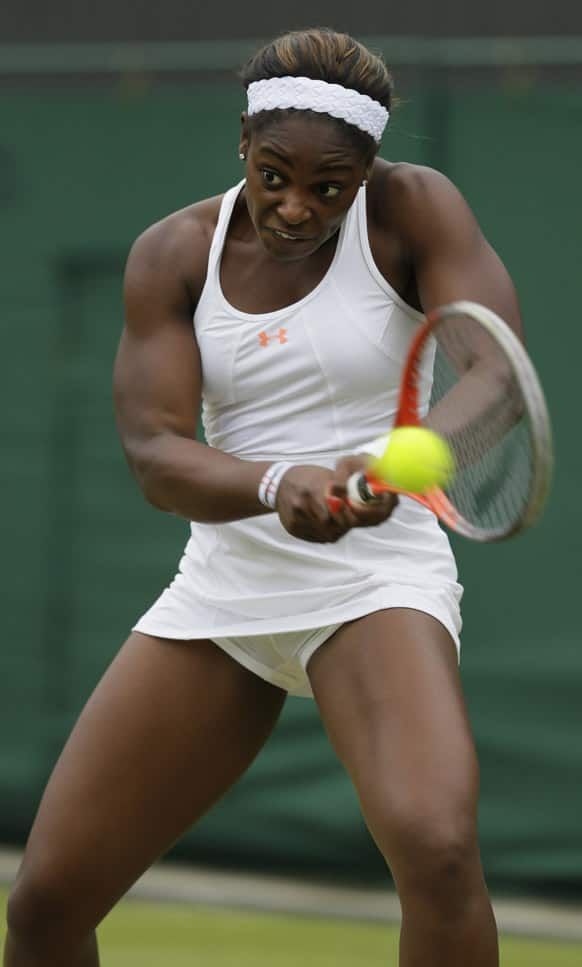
[[270, 228, 313, 242]]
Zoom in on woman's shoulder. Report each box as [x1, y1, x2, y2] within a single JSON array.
[[367, 160, 470, 236], [125, 191, 229, 297], [368, 160, 457, 217], [369, 159, 456, 193], [132, 193, 225, 259]]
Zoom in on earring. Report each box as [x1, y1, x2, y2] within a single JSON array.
[[239, 152, 246, 161]]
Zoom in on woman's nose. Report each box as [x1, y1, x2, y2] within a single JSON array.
[[277, 191, 310, 225]]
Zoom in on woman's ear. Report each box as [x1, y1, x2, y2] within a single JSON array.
[[364, 147, 378, 184], [239, 112, 250, 160]]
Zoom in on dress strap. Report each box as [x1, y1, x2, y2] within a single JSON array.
[[206, 179, 246, 276]]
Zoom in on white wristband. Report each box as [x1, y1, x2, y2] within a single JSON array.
[[258, 462, 293, 510]]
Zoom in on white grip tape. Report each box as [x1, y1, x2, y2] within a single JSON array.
[[347, 473, 379, 507]]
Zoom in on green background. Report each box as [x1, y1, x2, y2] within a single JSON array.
[[1, 78, 580, 894]]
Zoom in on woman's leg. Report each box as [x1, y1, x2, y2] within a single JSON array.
[[4, 632, 286, 967], [307, 609, 498, 967]]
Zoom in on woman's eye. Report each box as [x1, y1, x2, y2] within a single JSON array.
[[319, 184, 341, 199], [261, 169, 283, 187]]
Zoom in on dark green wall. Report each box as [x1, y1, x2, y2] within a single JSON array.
[[5, 2, 582, 41], [1, 79, 580, 893]]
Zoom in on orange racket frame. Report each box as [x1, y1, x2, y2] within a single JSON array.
[[326, 301, 553, 541]]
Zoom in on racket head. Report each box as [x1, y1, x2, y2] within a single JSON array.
[[395, 300, 553, 541]]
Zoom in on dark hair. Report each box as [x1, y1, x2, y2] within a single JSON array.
[[240, 27, 394, 157]]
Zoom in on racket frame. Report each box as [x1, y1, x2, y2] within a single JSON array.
[[346, 300, 553, 542]]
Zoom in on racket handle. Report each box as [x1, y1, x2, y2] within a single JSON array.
[[346, 472, 383, 507], [325, 477, 386, 513]]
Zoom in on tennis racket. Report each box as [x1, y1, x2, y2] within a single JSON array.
[[327, 300, 553, 542]]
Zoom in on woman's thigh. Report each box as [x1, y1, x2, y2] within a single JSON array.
[[11, 632, 285, 932], [307, 609, 480, 875]]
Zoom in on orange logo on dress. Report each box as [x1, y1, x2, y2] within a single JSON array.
[[259, 328, 288, 347]]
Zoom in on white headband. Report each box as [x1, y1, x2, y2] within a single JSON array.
[[247, 76, 389, 143]]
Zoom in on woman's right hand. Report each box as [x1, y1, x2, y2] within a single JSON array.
[[276, 466, 358, 543], [276, 461, 398, 543]]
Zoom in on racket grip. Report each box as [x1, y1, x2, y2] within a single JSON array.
[[346, 473, 382, 507], [326, 494, 344, 514]]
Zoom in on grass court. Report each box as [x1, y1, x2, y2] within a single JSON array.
[[1, 890, 581, 965]]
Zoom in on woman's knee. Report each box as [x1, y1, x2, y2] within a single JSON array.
[[6, 860, 94, 950], [365, 794, 483, 907]]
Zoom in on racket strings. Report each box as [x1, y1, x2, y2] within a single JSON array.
[[425, 317, 535, 535]]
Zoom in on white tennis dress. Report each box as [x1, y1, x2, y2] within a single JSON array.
[[133, 181, 463, 697]]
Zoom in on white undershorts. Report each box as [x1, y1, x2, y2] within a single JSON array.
[[209, 623, 344, 698], [198, 593, 460, 699]]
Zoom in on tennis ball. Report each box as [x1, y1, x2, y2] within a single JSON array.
[[370, 427, 455, 493]]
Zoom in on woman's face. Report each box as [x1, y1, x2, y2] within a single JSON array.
[[241, 113, 373, 263]]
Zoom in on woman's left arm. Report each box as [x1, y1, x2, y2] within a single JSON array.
[[387, 163, 525, 343], [328, 166, 528, 506]]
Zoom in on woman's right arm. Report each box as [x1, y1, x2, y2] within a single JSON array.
[[114, 213, 274, 523], [115, 210, 395, 538]]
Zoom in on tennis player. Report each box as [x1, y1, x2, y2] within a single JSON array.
[[4, 28, 523, 967]]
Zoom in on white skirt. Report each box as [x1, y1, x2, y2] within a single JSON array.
[[133, 497, 463, 698]]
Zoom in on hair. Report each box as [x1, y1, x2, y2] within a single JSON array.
[[240, 27, 395, 158]]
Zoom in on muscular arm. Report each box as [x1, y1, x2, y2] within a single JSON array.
[[388, 165, 525, 442], [114, 212, 272, 523], [388, 164, 523, 337]]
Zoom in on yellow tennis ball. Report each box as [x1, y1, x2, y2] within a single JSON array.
[[370, 427, 455, 493]]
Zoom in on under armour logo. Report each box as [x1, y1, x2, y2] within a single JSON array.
[[259, 328, 287, 347]]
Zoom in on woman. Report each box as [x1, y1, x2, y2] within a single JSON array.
[[4, 27, 522, 967]]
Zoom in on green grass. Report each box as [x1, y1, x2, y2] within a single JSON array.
[[1, 889, 581, 965]]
